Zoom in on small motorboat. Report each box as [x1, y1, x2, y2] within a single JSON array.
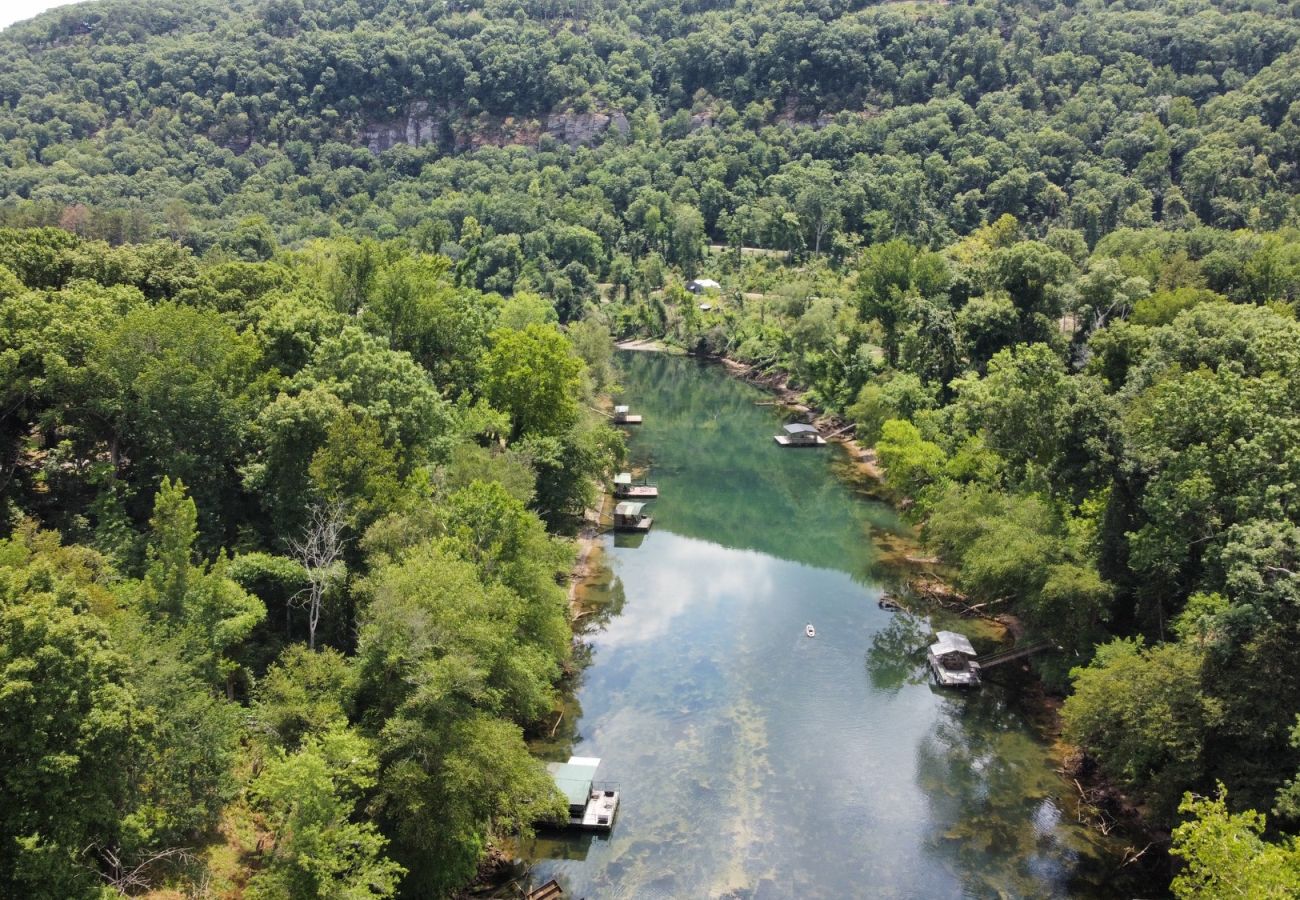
[[805, 623, 816, 638]]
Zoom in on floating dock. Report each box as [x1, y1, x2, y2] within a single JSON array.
[[545, 756, 620, 832], [613, 472, 659, 499], [613, 405, 642, 425], [613, 501, 653, 532], [526, 880, 564, 900], [928, 630, 981, 687], [774, 423, 827, 446]]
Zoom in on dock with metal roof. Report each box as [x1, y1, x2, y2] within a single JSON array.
[[544, 756, 620, 832], [928, 630, 981, 687], [613, 471, 659, 498], [613, 404, 642, 425], [774, 422, 827, 446], [613, 500, 653, 532]]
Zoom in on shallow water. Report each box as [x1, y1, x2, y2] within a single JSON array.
[[520, 353, 1134, 898]]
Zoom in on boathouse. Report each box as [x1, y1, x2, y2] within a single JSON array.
[[545, 756, 620, 831], [613, 405, 642, 425], [613, 472, 659, 499], [774, 423, 827, 446], [928, 631, 981, 687], [613, 501, 653, 531]]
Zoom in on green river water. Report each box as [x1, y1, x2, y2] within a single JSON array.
[[519, 352, 1139, 899]]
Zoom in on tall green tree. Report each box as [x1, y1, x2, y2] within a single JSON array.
[[483, 324, 584, 440]]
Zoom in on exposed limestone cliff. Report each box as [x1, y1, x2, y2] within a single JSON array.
[[361, 103, 630, 153]]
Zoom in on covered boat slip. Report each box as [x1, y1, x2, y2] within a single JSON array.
[[928, 630, 981, 687], [774, 422, 827, 446], [613, 404, 642, 424], [544, 756, 620, 832], [612, 500, 653, 532], [613, 471, 659, 498]]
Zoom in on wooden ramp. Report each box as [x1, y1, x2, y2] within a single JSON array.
[[526, 879, 564, 900], [977, 639, 1056, 670]]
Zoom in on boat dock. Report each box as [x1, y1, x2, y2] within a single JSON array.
[[526, 880, 564, 900], [613, 501, 653, 532], [928, 632, 1059, 687], [928, 631, 981, 687], [613, 405, 642, 425], [545, 756, 620, 832], [613, 472, 659, 499], [774, 422, 827, 446]]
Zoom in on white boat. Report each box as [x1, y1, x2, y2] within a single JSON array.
[[805, 623, 816, 638]]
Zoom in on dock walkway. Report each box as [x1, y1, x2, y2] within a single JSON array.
[[976, 639, 1056, 670]]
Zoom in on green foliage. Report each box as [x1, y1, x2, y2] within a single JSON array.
[[857, 240, 950, 366], [3, 0, 1300, 890], [0, 542, 139, 898], [483, 324, 584, 440], [1171, 788, 1300, 899], [356, 543, 568, 893], [953, 343, 1116, 499], [116, 624, 243, 852], [1129, 288, 1225, 327], [308, 411, 404, 528], [254, 645, 356, 750], [249, 728, 404, 899], [847, 373, 937, 447], [139, 479, 266, 693], [1063, 639, 1218, 818], [925, 484, 1111, 655], [875, 419, 945, 501]]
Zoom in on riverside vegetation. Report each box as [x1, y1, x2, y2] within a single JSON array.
[[2, 0, 1300, 895]]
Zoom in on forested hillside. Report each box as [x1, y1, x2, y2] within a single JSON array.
[[0, 228, 623, 897], [3, 0, 1300, 896]]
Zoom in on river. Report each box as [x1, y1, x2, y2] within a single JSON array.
[[519, 352, 1136, 898]]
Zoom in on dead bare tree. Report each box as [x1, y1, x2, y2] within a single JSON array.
[[288, 500, 348, 650], [84, 843, 196, 895]]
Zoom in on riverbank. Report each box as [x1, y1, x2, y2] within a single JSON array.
[[616, 337, 680, 352], [568, 492, 609, 615], [519, 349, 1152, 897], [716, 355, 886, 482], [632, 345, 1166, 879]]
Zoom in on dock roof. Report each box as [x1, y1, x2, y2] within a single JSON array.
[[614, 501, 645, 516], [783, 423, 819, 434], [613, 405, 629, 413], [613, 472, 632, 484], [931, 630, 977, 657], [546, 756, 601, 808]]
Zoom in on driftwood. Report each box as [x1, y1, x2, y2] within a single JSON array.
[[1119, 842, 1154, 868], [1070, 777, 1119, 836], [908, 578, 1007, 623]]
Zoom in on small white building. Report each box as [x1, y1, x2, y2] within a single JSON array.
[[687, 278, 721, 294]]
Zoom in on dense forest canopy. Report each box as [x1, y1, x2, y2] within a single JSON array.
[[1, 0, 1298, 262], [3, 0, 1300, 896]]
